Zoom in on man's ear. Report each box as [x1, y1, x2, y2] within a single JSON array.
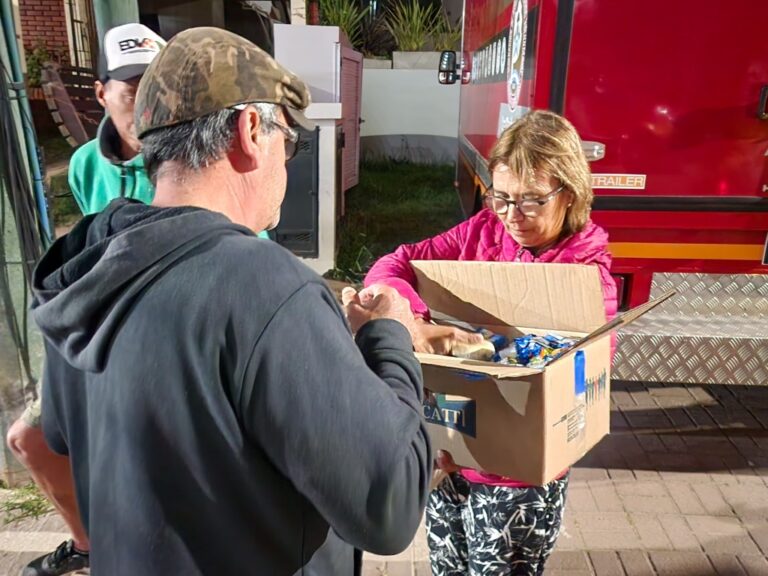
[[94, 80, 107, 108], [236, 106, 262, 170]]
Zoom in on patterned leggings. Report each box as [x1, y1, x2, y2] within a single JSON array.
[[425, 473, 569, 576]]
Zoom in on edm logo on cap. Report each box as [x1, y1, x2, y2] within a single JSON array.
[[118, 38, 161, 53]]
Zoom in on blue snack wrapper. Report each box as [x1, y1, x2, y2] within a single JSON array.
[[515, 335, 542, 364], [455, 325, 576, 368], [542, 333, 575, 349]]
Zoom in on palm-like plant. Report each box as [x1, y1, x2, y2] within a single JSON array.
[[319, 0, 370, 49], [432, 10, 462, 51], [386, 0, 440, 52], [359, 12, 397, 57]]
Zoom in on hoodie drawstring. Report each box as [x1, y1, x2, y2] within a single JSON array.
[[119, 166, 138, 199], [119, 167, 126, 198]]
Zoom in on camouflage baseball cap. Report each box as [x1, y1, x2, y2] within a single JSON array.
[[135, 27, 313, 138]]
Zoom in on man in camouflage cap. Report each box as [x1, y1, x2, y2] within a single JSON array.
[[135, 25, 315, 233], [32, 26, 431, 575]]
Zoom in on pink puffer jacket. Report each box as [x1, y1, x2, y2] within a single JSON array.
[[364, 208, 617, 487]]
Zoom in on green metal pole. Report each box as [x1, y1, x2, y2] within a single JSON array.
[[0, 0, 52, 243], [0, 7, 44, 486]]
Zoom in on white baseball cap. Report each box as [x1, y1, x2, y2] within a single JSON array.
[[100, 23, 165, 82]]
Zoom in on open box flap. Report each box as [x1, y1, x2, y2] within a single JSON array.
[[412, 261, 607, 332], [416, 352, 543, 378], [555, 289, 677, 362]]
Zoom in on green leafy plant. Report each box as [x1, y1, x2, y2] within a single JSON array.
[[431, 11, 462, 51], [1, 483, 53, 524], [318, 0, 370, 50], [386, 0, 440, 52], [329, 236, 375, 284], [25, 43, 61, 88]]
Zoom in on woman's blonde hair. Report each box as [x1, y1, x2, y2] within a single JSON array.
[[488, 110, 592, 235]]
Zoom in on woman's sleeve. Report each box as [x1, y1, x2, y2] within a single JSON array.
[[597, 264, 618, 321], [364, 219, 470, 319]]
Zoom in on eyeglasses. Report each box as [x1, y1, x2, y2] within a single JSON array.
[[269, 119, 300, 162], [484, 184, 565, 217], [231, 103, 300, 162]]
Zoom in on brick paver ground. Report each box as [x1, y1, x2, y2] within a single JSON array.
[[2, 381, 768, 575]]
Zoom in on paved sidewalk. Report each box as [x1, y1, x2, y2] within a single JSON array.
[[2, 381, 767, 575], [0, 510, 86, 575], [363, 382, 768, 576]]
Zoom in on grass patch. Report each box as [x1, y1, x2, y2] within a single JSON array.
[[0, 483, 53, 524], [328, 161, 464, 284], [37, 134, 81, 229], [39, 134, 74, 167], [49, 173, 81, 228]]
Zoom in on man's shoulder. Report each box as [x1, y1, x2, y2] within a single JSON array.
[[69, 138, 113, 183], [69, 138, 101, 167], [198, 234, 337, 325], [212, 233, 324, 291]]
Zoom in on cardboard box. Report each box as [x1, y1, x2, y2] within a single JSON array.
[[413, 261, 671, 486]]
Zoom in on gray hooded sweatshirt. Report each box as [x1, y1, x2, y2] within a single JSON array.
[[32, 198, 431, 575]]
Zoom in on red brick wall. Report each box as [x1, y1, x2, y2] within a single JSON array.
[[19, 0, 70, 62]]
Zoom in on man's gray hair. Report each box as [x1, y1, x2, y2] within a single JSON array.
[[141, 103, 279, 183]]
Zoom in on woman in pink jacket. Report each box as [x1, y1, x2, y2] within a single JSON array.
[[364, 110, 617, 575]]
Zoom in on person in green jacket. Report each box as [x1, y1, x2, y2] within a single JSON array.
[[68, 22, 270, 245], [68, 23, 165, 215]]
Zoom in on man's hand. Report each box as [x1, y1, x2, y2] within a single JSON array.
[[411, 320, 484, 355], [341, 286, 484, 356], [342, 285, 418, 335]]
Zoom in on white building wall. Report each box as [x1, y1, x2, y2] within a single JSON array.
[[360, 68, 460, 164]]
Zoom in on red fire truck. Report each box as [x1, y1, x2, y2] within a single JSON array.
[[438, 0, 768, 313]]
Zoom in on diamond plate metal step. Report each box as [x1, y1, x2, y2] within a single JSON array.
[[614, 273, 768, 385]]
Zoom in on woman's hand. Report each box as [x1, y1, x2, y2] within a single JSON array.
[[411, 319, 485, 355]]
